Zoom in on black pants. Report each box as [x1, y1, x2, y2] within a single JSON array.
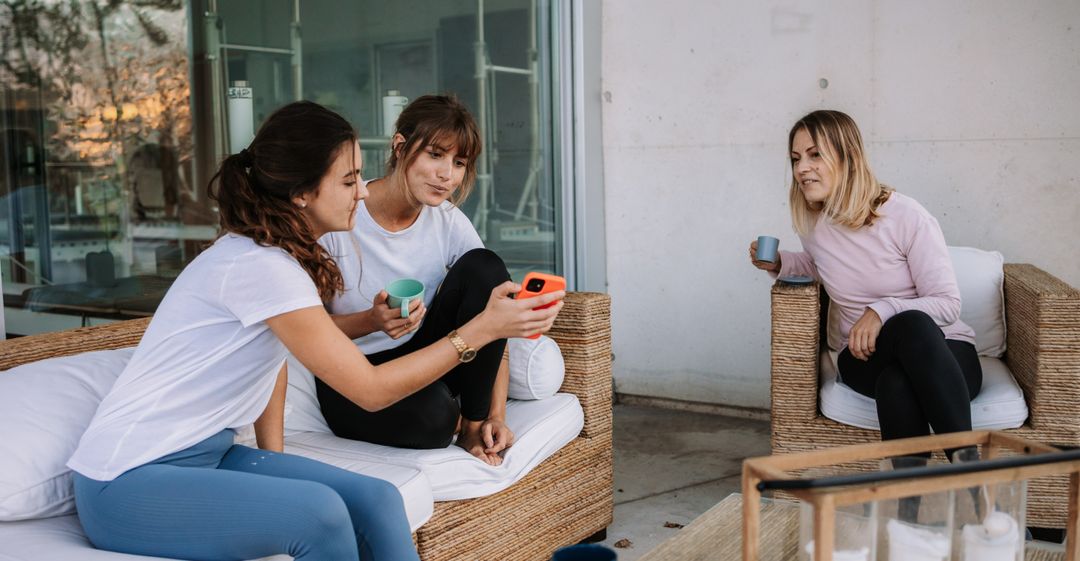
[[838, 310, 983, 446], [315, 248, 510, 449]]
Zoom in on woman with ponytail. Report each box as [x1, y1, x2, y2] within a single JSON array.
[[315, 94, 516, 465], [66, 101, 563, 561]]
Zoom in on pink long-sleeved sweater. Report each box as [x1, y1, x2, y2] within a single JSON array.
[[777, 191, 976, 352]]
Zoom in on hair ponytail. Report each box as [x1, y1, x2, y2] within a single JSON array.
[[207, 101, 354, 301]]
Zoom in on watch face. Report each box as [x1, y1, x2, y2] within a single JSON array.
[[461, 349, 478, 363]]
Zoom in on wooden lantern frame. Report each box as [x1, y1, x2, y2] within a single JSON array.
[[742, 431, 1080, 561]]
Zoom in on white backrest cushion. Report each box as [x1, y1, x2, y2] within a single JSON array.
[[0, 348, 134, 521], [949, 246, 1006, 357], [507, 336, 565, 400], [283, 355, 332, 434]]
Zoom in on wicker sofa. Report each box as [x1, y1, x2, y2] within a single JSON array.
[[0, 291, 614, 561], [769, 264, 1080, 529]]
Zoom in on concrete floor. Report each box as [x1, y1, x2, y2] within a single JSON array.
[[597, 404, 772, 560]]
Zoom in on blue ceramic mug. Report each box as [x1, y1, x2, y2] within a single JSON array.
[[755, 235, 779, 263]]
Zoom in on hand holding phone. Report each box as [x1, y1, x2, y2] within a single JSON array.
[[515, 272, 566, 338]]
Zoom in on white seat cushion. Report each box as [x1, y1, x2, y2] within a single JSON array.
[[284, 393, 584, 501], [819, 351, 1029, 431], [279, 446, 433, 531], [0, 516, 287, 561]]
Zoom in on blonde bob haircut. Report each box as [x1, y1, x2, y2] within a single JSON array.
[[788, 110, 892, 235], [386, 94, 482, 207]]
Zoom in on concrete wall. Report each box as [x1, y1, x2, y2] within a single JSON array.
[[601, 1, 1080, 410]]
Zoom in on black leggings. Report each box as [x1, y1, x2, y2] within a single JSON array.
[[838, 310, 983, 446], [315, 248, 510, 449]]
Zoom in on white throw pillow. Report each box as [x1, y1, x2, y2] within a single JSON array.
[[507, 336, 565, 400], [949, 246, 1006, 358], [0, 348, 135, 521]]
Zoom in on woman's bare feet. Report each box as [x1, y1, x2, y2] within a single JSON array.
[[457, 418, 504, 465]]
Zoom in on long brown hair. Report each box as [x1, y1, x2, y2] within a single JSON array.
[[788, 110, 892, 235], [207, 101, 355, 301], [386, 94, 482, 206]]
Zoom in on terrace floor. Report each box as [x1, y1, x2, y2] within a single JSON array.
[[596, 404, 771, 559]]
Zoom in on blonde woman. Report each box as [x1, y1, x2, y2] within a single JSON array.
[[748, 109, 981, 454]]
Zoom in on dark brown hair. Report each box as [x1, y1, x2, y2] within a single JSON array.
[[207, 101, 355, 301], [386, 94, 482, 205]]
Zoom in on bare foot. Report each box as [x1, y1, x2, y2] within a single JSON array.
[[457, 419, 502, 465]]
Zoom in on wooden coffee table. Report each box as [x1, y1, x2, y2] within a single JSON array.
[[639, 493, 1066, 560]]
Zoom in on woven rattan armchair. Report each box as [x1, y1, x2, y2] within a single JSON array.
[[0, 292, 614, 561], [770, 264, 1080, 529]]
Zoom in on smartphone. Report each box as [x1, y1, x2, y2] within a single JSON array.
[[516, 272, 566, 339]]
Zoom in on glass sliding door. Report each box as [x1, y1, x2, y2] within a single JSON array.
[[293, 0, 562, 280], [1, 0, 563, 337]]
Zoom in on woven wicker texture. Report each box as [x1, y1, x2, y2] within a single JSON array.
[[548, 292, 613, 439], [0, 291, 614, 561], [639, 494, 1065, 561], [0, 317, 150, 372], [769, 265, 1080, 529], [416, 292, 614, 561], [418, 434, 613, 561]]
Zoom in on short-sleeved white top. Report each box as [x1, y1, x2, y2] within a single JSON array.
[[320, 179, 483, 354], [67, 234, 323, 481]]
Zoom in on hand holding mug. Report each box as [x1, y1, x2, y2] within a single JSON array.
[[371, 290, 425, 339], [749, 237, 781, 272]]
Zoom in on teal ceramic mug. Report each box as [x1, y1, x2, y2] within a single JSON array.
[[386, 278, 425, 319]]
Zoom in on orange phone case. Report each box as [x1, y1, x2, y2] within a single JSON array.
[[516, 272, 566, 338]]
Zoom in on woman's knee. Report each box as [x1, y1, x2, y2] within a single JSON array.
[[886, 309, 936, 329], [451, 248, 510, 288], [294, 482, 354, 534], [882, 310, 941, 345], [346, 477, 404, 517]]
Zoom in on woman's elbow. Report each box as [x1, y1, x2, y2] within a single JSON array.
[[941, 296, 962, 325], [349, 394, 390, 412]]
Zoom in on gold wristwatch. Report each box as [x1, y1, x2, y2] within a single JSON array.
[[447, 330, 477, 363]]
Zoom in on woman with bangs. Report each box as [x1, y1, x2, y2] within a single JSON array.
[[315, 94, 515, 465], [748, 110, 982, 457]]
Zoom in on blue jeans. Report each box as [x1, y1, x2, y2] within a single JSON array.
[[73, 430, 420, 561]]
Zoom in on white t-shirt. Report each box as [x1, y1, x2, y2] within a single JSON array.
[[67, 234, 323, 481], [320, 180, 483, 354]]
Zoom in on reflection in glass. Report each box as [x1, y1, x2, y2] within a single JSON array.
[[2, 0, 561, 337], [1, 1, 196, 335]]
